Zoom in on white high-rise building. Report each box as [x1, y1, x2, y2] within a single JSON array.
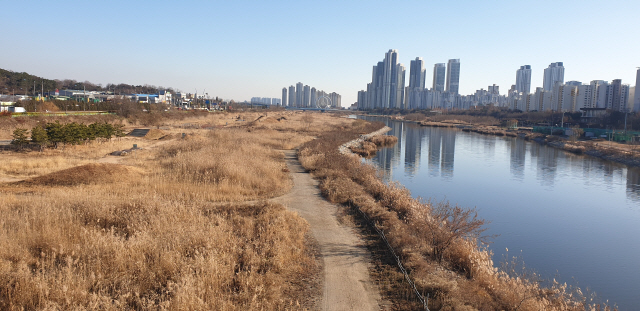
[[543, 62, 565, 92], [303, 85, 310, 108], [516, 65, 532, 94], [446, 59, 460, 94], [432, 63, 446, 92], [310, 87, 317, 108], [288, 85, 296, 107], [281, 87, 287, 107], [634, 68, 640, 112], [295, 82, 303, 108]]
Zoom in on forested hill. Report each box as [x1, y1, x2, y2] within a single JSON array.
[[0, 68, 175, 95]]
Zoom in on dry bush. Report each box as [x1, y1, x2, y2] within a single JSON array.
[[368, 135, 398, 147]]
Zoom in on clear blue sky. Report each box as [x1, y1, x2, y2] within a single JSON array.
[[2, 0, 638, 105]]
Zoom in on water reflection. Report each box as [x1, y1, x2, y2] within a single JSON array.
[[628, 168, 640, 202], [509, 138, 526, 180]]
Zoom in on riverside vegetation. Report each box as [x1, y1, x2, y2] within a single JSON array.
[[1, 110, 615, 310]]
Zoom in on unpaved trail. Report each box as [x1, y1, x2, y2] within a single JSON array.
[[273, 150, 382, 311]]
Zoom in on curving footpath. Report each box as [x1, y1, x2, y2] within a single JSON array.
[[273, 150, 382, 311]]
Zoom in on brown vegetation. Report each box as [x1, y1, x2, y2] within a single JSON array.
[[298, 120, 613, 310], [0, 110, 352, 310]]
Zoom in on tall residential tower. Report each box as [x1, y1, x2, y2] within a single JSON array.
[[516, 65, 532, 94], [446, 59, 460, 94], [543, 62, 565, 91], [367, 49, 406, 109], [432, 63, 446, 92]]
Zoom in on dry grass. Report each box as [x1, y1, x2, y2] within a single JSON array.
[[298, 120, 615, 311], [0, 138, 153, 179], [0, 113, 339, 310]]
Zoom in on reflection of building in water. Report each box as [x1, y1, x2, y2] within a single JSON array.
[[427, 128, 442, 177], [483, 137, 496, 159], [404, 124, 423, 174], [375, 120, 403, 176], [627, 168, 640, 203], [509, 138, 526, 180], [530, 142, 559, 186], [441, 129, 456, 179]]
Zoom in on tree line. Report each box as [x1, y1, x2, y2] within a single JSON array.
[[11, 122, 126, 150], [1, 68, 176, 96]]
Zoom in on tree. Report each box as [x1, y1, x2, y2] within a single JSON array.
[[11, 128, 29, 149], [30, 125, 49, 151], [45, 121, 65, 148]]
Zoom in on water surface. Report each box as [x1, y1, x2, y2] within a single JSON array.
[[364, 117, 640, 310]]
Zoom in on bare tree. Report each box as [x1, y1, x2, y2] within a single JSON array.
[[411, 200, 488, 263]]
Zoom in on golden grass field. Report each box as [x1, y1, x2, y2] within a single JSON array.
[[0, 110, 353, 310]]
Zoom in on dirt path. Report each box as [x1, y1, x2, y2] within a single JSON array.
[[272, 150, 382, 311]]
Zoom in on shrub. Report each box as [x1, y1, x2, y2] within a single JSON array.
[[11, 128, 29, 149]]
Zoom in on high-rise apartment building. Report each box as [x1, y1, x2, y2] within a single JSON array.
[[516, 65, 532, 94], [366, 49, 406, 109], [303, 85, 310, 108], [295, 82, 303, 108], [310, 87, 317, 108], [446, 59, 460, 94], [635, 68, 640, 112], [409, 57, 426, 88], [543, 62, 565, 91], [610, 79, 630, 112], [288, 85, 296, 107], [406, 57, 426, 109], [281, 87, 287, 107], [432, 63, 446, 92]]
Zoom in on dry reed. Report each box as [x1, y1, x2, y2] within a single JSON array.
[[0, 118, 325, 310]]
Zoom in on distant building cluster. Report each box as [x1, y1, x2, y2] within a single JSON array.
[[250, 97, 281, 105], [358, 50, 466, 110], [356, 49, 640, 113], [281, 83, 341, 108], [507, 64, 639, 113]]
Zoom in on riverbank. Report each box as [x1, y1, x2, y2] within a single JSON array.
[[298, 120, 612, 310], [386, 114, 640, 169]]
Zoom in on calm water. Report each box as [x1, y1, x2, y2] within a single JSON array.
[[363, 117, 640, 310]]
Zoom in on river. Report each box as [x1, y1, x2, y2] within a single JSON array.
[[362, 116, 640, 310]]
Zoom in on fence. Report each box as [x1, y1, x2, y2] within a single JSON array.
[[533, 126, 640, 142], [350, 202, 430, 311]]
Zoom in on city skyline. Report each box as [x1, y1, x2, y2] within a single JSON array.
[[1, 1, 638, 106]]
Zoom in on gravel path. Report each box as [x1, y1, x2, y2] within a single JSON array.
[[273, 150, 382, 311]]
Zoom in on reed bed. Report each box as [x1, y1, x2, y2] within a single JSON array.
[[0, 123, 320, 310]]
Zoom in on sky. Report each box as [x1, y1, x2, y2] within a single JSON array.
[[2, 0, 639, 105]]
